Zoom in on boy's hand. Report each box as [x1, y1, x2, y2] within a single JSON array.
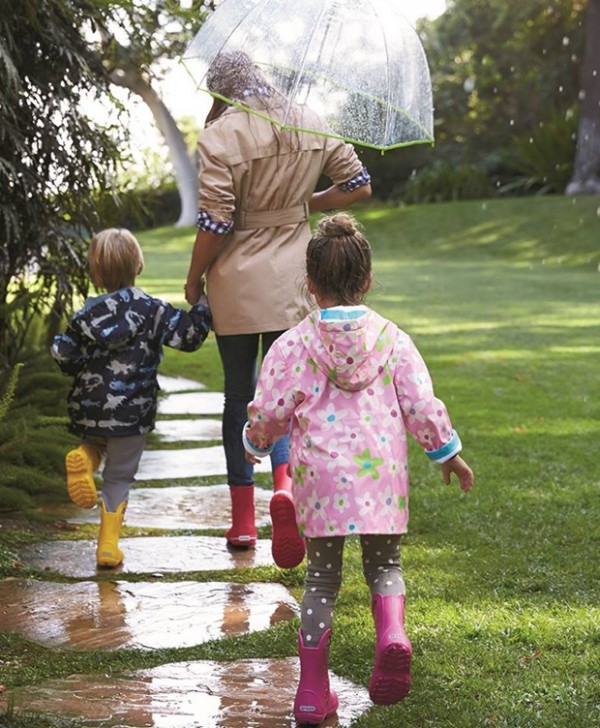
[[440, 455, 474, 492]]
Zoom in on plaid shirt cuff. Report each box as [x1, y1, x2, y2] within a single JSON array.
[[338, 165, 371, 192], [196, 210, 234, 234]]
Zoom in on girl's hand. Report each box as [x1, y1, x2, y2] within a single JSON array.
[[440, 455, 474, 492], [245, 451, 261, 465]]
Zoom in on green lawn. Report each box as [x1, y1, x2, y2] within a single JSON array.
[[1, 196, 599, 727]]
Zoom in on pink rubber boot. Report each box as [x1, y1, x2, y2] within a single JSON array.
[[225, 485, 257, 547], [294, 628, 339, 724], [369, 594, 412, 705], [269, 463, 306, 568]]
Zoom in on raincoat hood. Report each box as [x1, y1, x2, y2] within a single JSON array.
[[302, 307, 398, 391]]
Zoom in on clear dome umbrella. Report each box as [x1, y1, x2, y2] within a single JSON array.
[[182, 0, 434, 151]]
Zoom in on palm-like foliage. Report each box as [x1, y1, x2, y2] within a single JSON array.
[[0, 0, 125, 368]]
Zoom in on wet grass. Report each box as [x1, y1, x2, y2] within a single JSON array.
[[1, 196, 600, 726]]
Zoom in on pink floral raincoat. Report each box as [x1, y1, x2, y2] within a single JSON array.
[[244, 307, 462, 538]]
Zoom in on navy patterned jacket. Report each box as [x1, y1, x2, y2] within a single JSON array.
[[51, 287, 211, 438]]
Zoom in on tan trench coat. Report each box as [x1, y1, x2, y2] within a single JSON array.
[[197, 98, 365, 335]]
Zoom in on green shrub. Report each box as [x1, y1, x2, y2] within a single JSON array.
[[404, 161, 494, 204], [93, 184, 181, 231], [0, 486, 33, 512], [0, 363, 23, 421], [500, 109, 577, 195], [0, 354, 73, 511]]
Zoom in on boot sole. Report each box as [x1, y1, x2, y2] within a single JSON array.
[[66, 451, 98, 508], [270, 492, 305, 568], [369, 642, 412, 705]]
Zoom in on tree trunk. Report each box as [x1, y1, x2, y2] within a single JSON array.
[[566, 0, 600, 195], [111, 66, 199, 226]]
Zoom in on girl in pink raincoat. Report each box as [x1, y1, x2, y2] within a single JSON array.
[[243, 212, 474, 724]]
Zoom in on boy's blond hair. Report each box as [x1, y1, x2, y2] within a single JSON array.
[[88, 228, 144, 292]]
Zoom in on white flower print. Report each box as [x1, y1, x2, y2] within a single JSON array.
[[343, 516, 365, 534], [340, 424, 362, 450], [403, 398, 428, 425], [262, 358, 287, 388], [306, 489, 330, 521], [264, 387, 290, 420], [329, 385, 353, 401], [333, 472, 353, 491], [407, 370, 431, 396], [360, 410, 374, 427], [357, 386, 379, 411], [305, 464, 319, 484], [317, 402, 348, 431], [416, 426, 435, 448], [303, 433, 327, 460], [378, 486, 396, 511], [356, 491, 377, 517], [325, 438, 351, 473], [387, 459, 401, 478], [379, 405, 402, 431], [332, 492, 351, 514]]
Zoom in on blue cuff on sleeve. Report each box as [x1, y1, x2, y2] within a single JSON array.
[[425, 430, 462, 463], [242, 422, 274, 458]]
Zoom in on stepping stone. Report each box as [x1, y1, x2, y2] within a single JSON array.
[[157, 373, 206, 392], [57, 484, 271, 530], [137, 445, 270, 480], [157, 390, 224, 416], [153, 418, 222, 442], [0, 658, 371, 727], [20, 535, 276, 578], [0, 579, 298, 651]]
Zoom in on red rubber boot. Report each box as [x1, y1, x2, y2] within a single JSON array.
[[270, 463, 305, 568], [369, 593, 412, 705], [293, 628, 339, 724], [225, 485, 257, 547]]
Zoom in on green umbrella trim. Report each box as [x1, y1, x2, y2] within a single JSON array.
[[203, 90, 434, 152]]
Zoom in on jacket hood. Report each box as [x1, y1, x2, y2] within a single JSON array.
[[75, 287, 148, 350], [302, 307, 398, 391]]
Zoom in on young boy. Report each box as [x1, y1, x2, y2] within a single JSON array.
[[51, 228, 211, 568]]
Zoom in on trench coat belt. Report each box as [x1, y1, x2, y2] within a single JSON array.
[[235, 202, 309, 230]]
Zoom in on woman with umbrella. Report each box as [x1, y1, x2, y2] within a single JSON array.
[[184, 51, 371, 567]]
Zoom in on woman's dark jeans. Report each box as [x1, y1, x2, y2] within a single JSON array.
[[216, 331, 290, 486]]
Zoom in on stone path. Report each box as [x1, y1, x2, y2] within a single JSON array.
[[0, 375, 371, 726]]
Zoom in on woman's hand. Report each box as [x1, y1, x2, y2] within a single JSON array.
[[440, 455, 474, 492], [245, 451, 261, 465], [184, 279, 204, 306]]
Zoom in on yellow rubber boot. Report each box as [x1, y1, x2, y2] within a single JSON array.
[[96, 500, 126, 568], [65, 444, 102, 508]]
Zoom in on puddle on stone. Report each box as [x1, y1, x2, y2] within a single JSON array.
[[21, 535, 276, 578], [157, 374, 206, 392], [0, 579, 298, 651], [137, 445, 270, 480], [47, 484, 271, 530], [158, 391, 224, 416], [153, 418, 222, 442], [0, 658, 371, 727]]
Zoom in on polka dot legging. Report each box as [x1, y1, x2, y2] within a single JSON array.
[[300, 534, 405, 647]]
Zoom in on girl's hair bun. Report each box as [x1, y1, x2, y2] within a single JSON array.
[[316, 212, 357, 239]]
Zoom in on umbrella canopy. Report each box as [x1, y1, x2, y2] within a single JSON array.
[[182, 0, 434, 151]]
